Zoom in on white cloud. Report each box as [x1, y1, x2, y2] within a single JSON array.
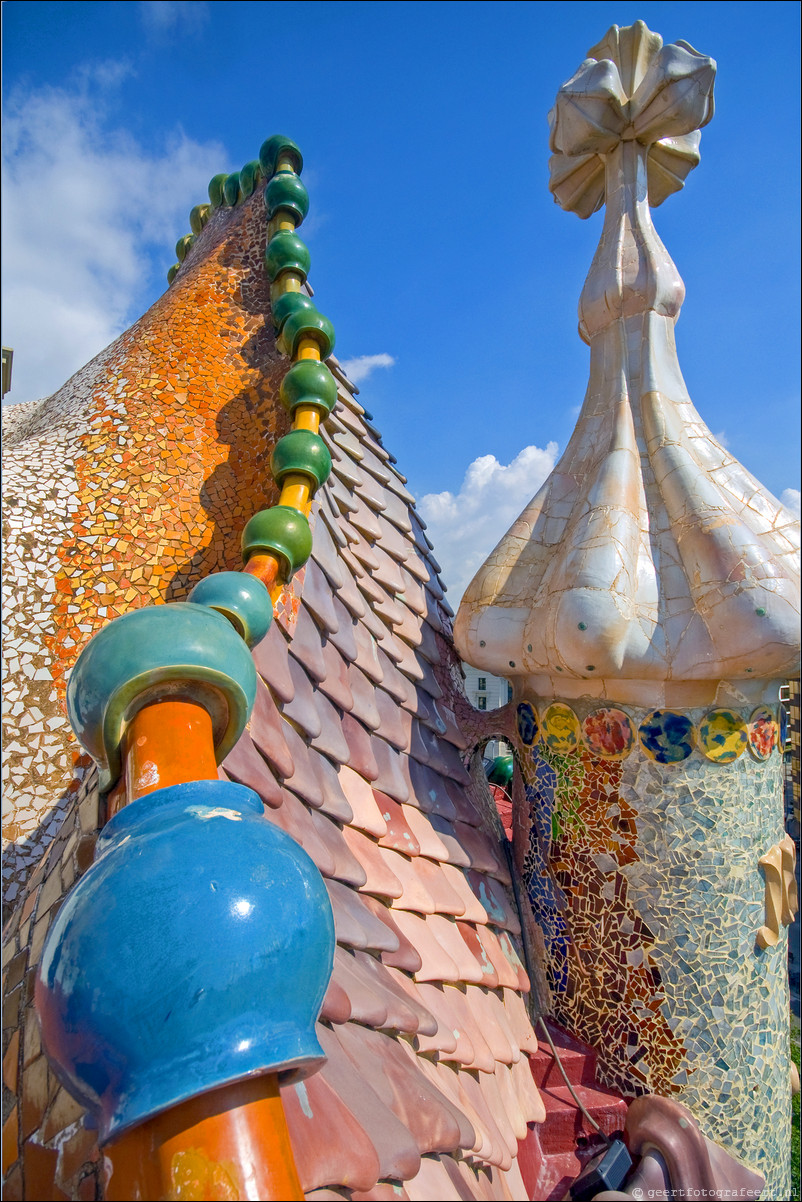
[[139, 1, 210, 37], [781, 488, 801, 517], [419, 443, 559, 606], [339, 353, 396, 385], [1, 67, 226, 406]]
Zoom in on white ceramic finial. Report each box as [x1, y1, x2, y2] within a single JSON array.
[[454, 23, 800, 707]]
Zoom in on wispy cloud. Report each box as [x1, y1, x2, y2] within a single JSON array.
[[139, 1, 210, 38], [781, 488, 801, 517], [419, 443, 559, 606], [1, 67, 225, 406], [339, 353, 396, 385]]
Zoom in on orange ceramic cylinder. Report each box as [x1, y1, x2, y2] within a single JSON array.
[[104, 1074, 303, 1201], [123, 698, 219, 802], [243, 552, 281, 589]]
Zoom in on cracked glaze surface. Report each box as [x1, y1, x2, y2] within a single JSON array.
[[455, 23, 800, 707]]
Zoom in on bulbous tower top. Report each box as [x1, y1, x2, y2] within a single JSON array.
[[454, 22, 800, 707]]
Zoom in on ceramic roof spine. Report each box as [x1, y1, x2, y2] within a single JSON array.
[[38, 629, 335, 1197], [29, 135, 351, 1201], [239, 135, 337, 601], [5, 114, 548, 1198], [453, 23, 798, 1195]]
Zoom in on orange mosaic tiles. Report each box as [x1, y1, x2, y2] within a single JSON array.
[[3, 187, 291, 906], [48, 189, 291, 693], [3, 163, 549, 1201]]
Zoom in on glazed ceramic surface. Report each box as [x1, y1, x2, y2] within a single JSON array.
[[509, 696, 790, 1195], [455, 23, 800, 708], [454, 22, 797, 1196], [2, 142, 544, 1200], [36, 780, 335, 1142]]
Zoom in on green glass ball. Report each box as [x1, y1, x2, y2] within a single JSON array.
[[282, 307, 335, 360], [242, 506, 313, 578], [279, 360, 338, 418], [270, 431, 332, 492], [208, 173, 228, 209], [187, 572, 273, 648], [272, 292, 316, 333], [265, 173, 309, 224], [239, 160, 263, 199], [264, 232, 311, 283], [259, 135, 303, 178], [223, 172, 241, 206]]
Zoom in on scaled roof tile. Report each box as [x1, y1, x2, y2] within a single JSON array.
[[457, 922, 500, 990], [400, 804, 452, 862], [273, 794, 338, 880], [288, 603, 328, 683], [307, 807, 367, 888], [340, 715, 380, 782], [317, 1025, 422, 1183], [411, 857, 468, 918], [308, 688, 352, 765], [359, 896, 423, 975], [281, 721, 326, 808], [386, 851, 437, 915], [332, 947, 391, 1029], [220, 733, 284, 808], [281, 1069, 380, 1192], [351, 952, 437, 1036], [342, 826, 403, 900], [375, 647, 415, 706], [369, 734, 411, 803], [309, 517, 345, 589], [426, 815, 473, 868], [251, 619, 295, 703], [1, 167, 545, 1202], [413, 984, 475, 1063], [336, 1022, 466, 1157], [327, 879, 400, 953], [375, 795, 421, 857], [327, 598, 360, 660], [300, 558, 341, 635], [310, 750, 354, 825], [337, 766, 388, 837], [251, 674, 305, 767], [316, 637, 354, 712]]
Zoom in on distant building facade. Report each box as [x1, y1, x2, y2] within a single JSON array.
[[462, 664, 512, 759]]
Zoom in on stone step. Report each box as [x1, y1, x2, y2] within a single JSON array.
[[537, 1083, 627, 1154], [517, 1129, 608, 1202], [519, 1018, 628, 1199], [529, 1018, 600, 1088]]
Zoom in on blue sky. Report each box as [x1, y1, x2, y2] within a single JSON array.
[[3, 1, 799, 600]]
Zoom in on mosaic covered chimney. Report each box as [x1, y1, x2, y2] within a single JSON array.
[[455, 21, 800, 1195]]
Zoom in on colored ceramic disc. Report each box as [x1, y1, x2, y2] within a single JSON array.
[[779, 704, 788, 754], [698, 708, 747, 763], [582, 707, 635, 760], [639, 710, 695, 764], [516, 701, 539, 746], [747, 707, 777, 761], [541, 704, 579, 755]]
